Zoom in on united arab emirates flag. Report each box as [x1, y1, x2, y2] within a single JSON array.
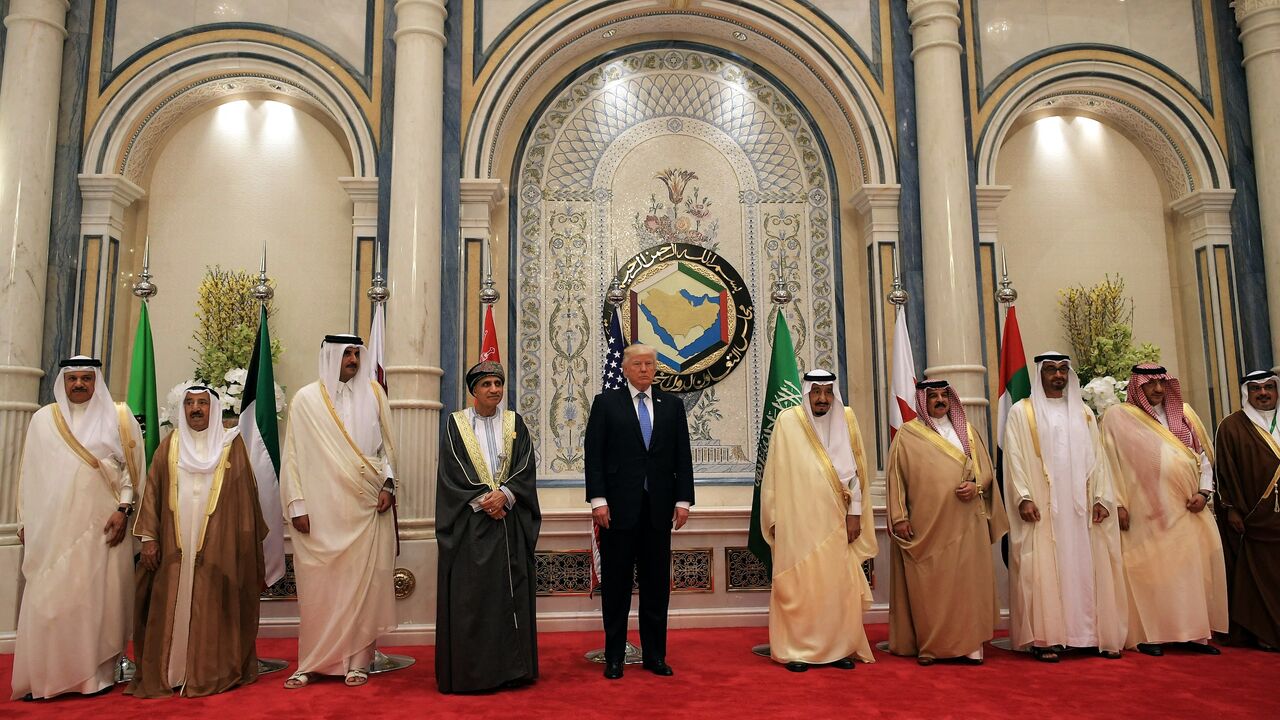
[[996, 305, 1030, 449], [238, 305, 287, 585], [748, 310, 803, 573], [126, 300, 159, 468]]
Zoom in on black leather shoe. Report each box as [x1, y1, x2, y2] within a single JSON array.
[[1181, 642, 1221, 655], [785, 662, 808, 672], [1136, 643, 1163, 656], [642, 661, 674, 676], [830, 658, 855, 670], [1098, 650, 1122, 659], [604, 661, 623, 679]]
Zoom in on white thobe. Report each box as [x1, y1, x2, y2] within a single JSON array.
[[465, 408, 515, 512], [1151, 404, 1213, 492], [168, 431, 215, 688], [1038, 398, 1098, 646]]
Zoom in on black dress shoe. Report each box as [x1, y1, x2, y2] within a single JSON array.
[[642, 661, 674, 676], [916, 656, 935, 666], [1098, 650, 1122, 659], [785, 662, 808, 672], [830, 658, 855, 670], [604, 661, 624, 680], [953, 656, 983, 666], [1136, 643, 1164, 656], [1181, 642, 1221, 655]]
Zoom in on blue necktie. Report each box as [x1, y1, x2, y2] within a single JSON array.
[[637, 393, 652, 449]]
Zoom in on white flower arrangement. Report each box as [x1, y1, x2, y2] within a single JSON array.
[[1081, 376, 1127, 417], [160, 369, 287, 428]]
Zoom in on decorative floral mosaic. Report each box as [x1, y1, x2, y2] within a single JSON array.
[[517, 49, 838, 479]]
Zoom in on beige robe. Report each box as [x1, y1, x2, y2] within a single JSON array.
[[12, 403, 143, 699], [1003, 400, 1128, 652], [280, 380, 397, 675], [761, 406, 877, 665], [886, 418, 1008, 659], [1101, 402, 1227, 646]]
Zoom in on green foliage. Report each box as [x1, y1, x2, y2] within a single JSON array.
[[1058, 275, 1161, 384], [191, 267, 282, 384]]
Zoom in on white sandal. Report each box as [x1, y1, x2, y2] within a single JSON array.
[[344, 668, 369, 687], [284, 671, 312, 689]]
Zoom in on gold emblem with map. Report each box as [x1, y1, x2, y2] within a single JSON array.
[[610, 243, 755, 392]]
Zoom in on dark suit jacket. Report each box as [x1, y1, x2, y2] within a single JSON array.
[[584, 386, 695, 530]]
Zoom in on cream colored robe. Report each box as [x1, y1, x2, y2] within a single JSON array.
[[280, 381, 397, 675], [761, 406, 877, 665], [1003, 400, 1127, 652], [886, 418, 1008, 660], [12, 403, 143, 699], [1101, 402, 1227, 646]]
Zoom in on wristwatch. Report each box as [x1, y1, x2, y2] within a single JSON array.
[[117, 504, 134, 518], [1197, 490, 1212, 500]]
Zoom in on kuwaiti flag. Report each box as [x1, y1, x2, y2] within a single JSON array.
[[238, 305, 286, 586], [479, 304, 501, 363], [747, 309, 802, 572], [590, 307, 628, 595], [888, 305, 918, 438], [369, 302, 388, 391], [995, 305, 1030, 450]]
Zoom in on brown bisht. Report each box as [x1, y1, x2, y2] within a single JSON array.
[[1214, 410, 1280, 647], [126, 432, 267, 698], [435, 410, 541, 693], [885, 419, 1008, 660]]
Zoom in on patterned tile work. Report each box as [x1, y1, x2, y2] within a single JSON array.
[[516, 48, 839, 478], [261, 554, 298, 601], [724, 547, 874, 592], [534, 549, 714, 595], [671, 548, 714, 593]]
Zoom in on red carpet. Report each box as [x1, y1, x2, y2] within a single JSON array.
[[4, 626, 1277, 719]]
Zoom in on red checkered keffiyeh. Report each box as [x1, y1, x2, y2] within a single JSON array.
[[1126, 363, 1200, 452], [914, 381, 972, 457]]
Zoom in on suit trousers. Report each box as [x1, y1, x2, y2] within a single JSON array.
[[599, 492, 672, 664]]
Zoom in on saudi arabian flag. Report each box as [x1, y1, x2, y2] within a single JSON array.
[[748, 310, 803, 573], [126, 300, 160, 468], [239, 305, 286, 585]]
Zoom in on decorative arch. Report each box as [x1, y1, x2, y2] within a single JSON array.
[[975, 60, 1230, 200], [462, 1, 895, 188], [83, 41, 377, 183], [513, 44, 843, 481]]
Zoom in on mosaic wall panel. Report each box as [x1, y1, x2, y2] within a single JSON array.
[[724, 547, 873, 592], [261, 554, 297, 601], [516, 48, 839, 481], [534, 549, 714, 595]]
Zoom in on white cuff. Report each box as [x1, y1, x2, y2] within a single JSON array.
[[675, 501, 691, 510], [288, 499, 307, 518], [500, 486, 516, 509], [120, 486, 134, 505], [1198, 452, 1214, 493], [590, 497, 608, 509], [468, 497, 484, 513]]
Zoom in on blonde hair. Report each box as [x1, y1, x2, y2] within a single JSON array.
[[622, 344, 657, 362]]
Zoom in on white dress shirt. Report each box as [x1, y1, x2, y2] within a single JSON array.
[[589, 381, 692, 512]]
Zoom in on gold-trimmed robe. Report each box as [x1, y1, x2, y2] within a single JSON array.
[[435, 410, 540, 692], [280, 380, 398, 675], [127, 432, 267, 698], [1003, 400, 1127, 652], [760, 406, 877, 665], [12, 403, 143, 699], [1213, 410, 1280, 646], [1100, 402, 1227, 646], [886, 418, 1008, 659]]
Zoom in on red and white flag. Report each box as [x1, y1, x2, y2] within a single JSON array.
[[480, 305, 501, 363], [370, 302, 387, 391], [888, 305, 918, 438]]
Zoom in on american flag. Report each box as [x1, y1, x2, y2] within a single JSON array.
[[602, 307, 626, 390], [591, 306, 627, 595]]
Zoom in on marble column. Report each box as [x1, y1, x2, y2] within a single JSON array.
[[1236, 0, 1280, 365], [1170, 189, 1239, 425], [383, 0, 447, 639], [0, 0, 70, 647], [458, 178, 504, 368], [76, 174, 145, 372], [340, 176, 380, 333], [907, 0, 987, 426], [852, 183, 901, 492]]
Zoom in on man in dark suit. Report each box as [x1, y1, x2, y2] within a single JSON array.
[[585, 344, 695, 680]]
